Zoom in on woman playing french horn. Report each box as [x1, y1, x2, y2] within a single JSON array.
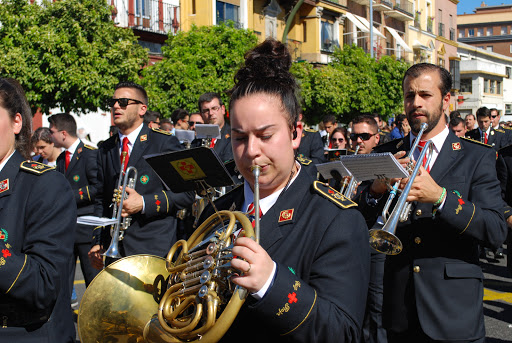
[[198, 39, 371, 342]]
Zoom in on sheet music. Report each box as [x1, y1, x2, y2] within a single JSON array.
[[77, 216, 118, 226], [195, 124, 221, 139], [339, 152, 408, 181], [316, 161, 351, 180], [175, 129, 195, 143]]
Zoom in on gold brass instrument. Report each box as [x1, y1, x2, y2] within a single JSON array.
[[369, 139, 433, 255], [341, 145, 360, 198], [104, 151, 138, 258]]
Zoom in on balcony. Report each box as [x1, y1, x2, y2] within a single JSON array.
[[373, 0, 393, 11], [384, 0, 414, 21], [426, 16, 433, 33], [438, 22, 444, 37], [115, 0, 180, 36]]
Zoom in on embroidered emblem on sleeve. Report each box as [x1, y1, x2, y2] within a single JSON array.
[[154, 194, 161, 212], [0, 179, 8, 193], [140, 134, 148, 141], [452, 142, 461, 150], [140, 175, 149, 184], [0, 229, 8, 242], [73, 175, 80, 182]]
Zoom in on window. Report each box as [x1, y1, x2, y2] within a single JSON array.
[[477, 28, 483, 37], [438, 57, 445, 68], [216, 1, 240, 27], [487, 46, 493, 52], [502, 26, 508, 35], [459, 29, 464, 38], [487, 27, 492, 36], [484, 79, 489, 93], [497, 81, 501, 94], [507, 66, 512, 79], [468, 29, 475, 37], [303, 22, 307, 43], [506, 104, 512, 115], [460, 78, 472, 93], [510, 44, 512, 53], [135, 0, 150, 17], [450, 59, 460, 90], [478, 46, 485, 49], [321, 21, 336, 52], [489, 80, 497, 94]]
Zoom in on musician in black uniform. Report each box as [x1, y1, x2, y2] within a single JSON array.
[[0, 78, 76, 342], [89, 82, 194, 269], [358, 63, 507, 342], [297, 114, 325, 164], [199, 39, 370, 342], [465, 106, 507, 150], [49, 113, 99, 289], [496, 145, 512, 274], [198, 92, 233, 163]]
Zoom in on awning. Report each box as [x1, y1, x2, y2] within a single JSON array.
[[385, 26, 413, 53], [355, 15, 386, 39], [345, 12, 369, 33], [413, 39, 429, 50]]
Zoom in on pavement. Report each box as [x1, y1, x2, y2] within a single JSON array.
[[72, 247, 512, 342]]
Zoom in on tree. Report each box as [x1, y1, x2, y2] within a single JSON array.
[[0, 0, 148, 114], [141, 23, 258, 116]]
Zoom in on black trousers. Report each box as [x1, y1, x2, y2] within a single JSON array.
[[69, 242, 100, 295], [362, 251, 387, 343]]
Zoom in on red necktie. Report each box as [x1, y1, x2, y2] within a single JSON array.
[[247, 202, 262, 228], [65, 151, 71, 171], [209, 138, 217, 148], [484, 132, 488, 144], [121, 137, 130, 171], [417, 141, 430, 173]]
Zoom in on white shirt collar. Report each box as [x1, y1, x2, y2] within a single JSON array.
[[410, 125, 450, 167], [66, 138, 80, 155], [242, 162, 301, 214], [0, 150, 15, 173], [118, 123, 144, 150]]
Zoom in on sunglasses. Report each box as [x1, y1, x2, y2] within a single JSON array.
[[350, 132, 376, 141], [491, 115, 498, 118], [188, 121, 203, 126], [331, 138, 345, 142], [107, 98, 143, 107]]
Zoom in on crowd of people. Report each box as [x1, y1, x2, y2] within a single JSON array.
[[1, 38, 511, 343]]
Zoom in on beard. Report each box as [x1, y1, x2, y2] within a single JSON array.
[[407, 102, 444, 136]]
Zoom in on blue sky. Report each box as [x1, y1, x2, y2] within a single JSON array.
[[457, 0, 512, 15]]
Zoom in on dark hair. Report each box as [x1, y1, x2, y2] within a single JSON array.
[[229, 38, 301, 128], [171, 108, 189, 124], [352, 114, 379, 134], [31, 127, 54, 147], [403, 63, 452, 97], [109, 125, 119, 137], [198, 92, 224, 112], [476, 106, 491, 119], [48, 113, 77, 137], [0, 78, 32, 158], [449, 110, 461, 120], [490, 108, 499, 114], [323, 114, 337, 125], [465, 113, 476, 120], [144, 110, 161, 124], [115, 81, 148, 105], [449, 117, 465, 127], [330, 127, 348, 142], [395, 113, 407, 125], [160, 118, 173, 125]]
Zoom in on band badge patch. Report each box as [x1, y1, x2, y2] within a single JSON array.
[[140, 134, 148, 142], [73, 175, 80, 182], [491, 131, 495, 136], [31, 163, 45, 170], [279, 209, 294, 223], [0, 179, 8, 193], [453, 190, 464, 214], [171, 158, 206, 181], [452, 142, 461, 151], [276, 280, 302, 316], [225, 134, 230, 139], [77, 147, 82, 154], [140, 175, 149, 184], [0, 229, 8, 242], [154, 194, 161, 212]]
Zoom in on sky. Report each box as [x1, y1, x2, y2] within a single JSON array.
[[457, 0, 512, 15]]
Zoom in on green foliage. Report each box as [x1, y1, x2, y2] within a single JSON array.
[[293, 44, 409, 125], [141, 23, 258, 117], [0, 0, 148, 114]]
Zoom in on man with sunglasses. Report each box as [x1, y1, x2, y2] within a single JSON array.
[[198, 92, 233, 162], [350, 115, 381, 155], [490, 108, 512, 146], [89, 82, 195, 269], [188, 112, 204, 131]]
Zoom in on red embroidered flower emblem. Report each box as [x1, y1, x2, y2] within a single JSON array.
[[2, 249, 11, 258], [155, 200, 161, 206], [79, 190, 83, 195], [458, 198, 465, 205], [328, 189, 334, 194], [288, 292, 298, 304]]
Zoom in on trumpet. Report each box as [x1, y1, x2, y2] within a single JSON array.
[[341, 145, 360, 198], [103, 152, 138, 259], [369, 139, 433, 255]]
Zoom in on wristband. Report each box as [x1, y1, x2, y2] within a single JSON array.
[[433, 187, 446, 207]]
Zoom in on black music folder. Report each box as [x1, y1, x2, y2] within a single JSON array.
[[144, 146, 234, 193], [326, 149, 348, 161]]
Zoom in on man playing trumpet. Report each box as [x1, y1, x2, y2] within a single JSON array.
[[359, 63, 507, 342]]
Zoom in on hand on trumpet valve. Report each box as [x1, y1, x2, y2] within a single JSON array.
[[400, 165, 445, 204], [88, 244, 106, 270], [120, 187, 143, 217], [230, 237, 274, 294]]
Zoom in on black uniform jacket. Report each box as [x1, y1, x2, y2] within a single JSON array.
[[94, 125, 195, 257], [357, 132, 507, 341], [0, 151, 76, 342], [56, 140, 98, 243], [466, 127, 507, 149], [213, 123, 233, 163], [297, 128, 325, 164], [199, 167, 371, 342]]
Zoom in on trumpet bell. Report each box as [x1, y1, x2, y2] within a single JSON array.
[[78, 254, 170, 343], [369, 229, 403, 255]]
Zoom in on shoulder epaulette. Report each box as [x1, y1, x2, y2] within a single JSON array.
[[20, 161, 55, 174], [503, 126, 512, 130], [296, 155, 312, 166], [495, 128, 505, 133], [84, 144, 97, 150], [460, 136, 492, 148], [152, 127, 172, 135], [304, 128, 317, 133], [312, 181, 357, 209]]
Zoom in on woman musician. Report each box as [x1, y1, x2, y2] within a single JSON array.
[[198, 39, 370, 342]]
